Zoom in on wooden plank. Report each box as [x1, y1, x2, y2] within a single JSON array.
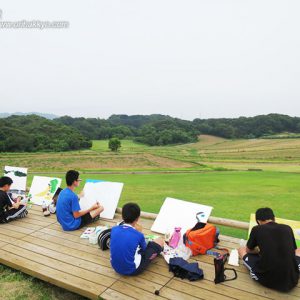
[[175, 277, 270, 300], [109, 281, 166, 300], [119, 276, 163, 294], [22, 235, 112, 268], [0, 227, 26, 239], [8, 240, 119, 280], [10, 219, 44, 231], [101, 289, 136, 300], [165, 279, 234, 300], [159, 286, 203, 300], [30, 230, 110, 258], [25, 212, 56, 224], [0, 241, 7, 248], [20, 216, 54, 227], [4, 243, 117, 286], [39, 227, 94, 245], [138, 269, 171, 285], [0, 232, 17, 243], [0, 222, 35, 235], [0, 248, 106, 300]]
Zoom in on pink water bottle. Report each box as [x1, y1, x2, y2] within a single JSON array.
[[169, 227, 181, 248]]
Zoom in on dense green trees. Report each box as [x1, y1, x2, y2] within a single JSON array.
[[193, 114, 300, 138], [1, 113, 300, 152], [0, 115, 91, 152]]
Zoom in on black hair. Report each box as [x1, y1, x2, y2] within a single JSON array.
[[66, 170, 79, 186], [0, 176, 13, 187], [255, 207, 275, 222], [122, 203, 141, 223]]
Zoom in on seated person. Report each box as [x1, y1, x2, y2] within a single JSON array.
[[48, 187, 62, 214], [239, 207, 300, 292], [0, 176, 28, 223], [56, 170, 104, 231], [110, 202, 164, 275]]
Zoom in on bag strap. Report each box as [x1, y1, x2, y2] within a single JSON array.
[[224, 268, 238, 281]]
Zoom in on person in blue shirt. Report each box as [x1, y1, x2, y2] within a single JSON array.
[[110, 202, 164, 275], [56, 170, 104, 231]]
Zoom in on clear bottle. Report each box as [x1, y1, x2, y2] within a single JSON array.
[[42, 200, 47, 212], [169, 227, 181, 249]]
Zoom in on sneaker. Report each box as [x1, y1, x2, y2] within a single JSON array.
[[48, 204, 56, 214]]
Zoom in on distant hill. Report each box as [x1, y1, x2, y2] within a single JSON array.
[[0, 112, 58, 120], [0, 115, 91, 152]]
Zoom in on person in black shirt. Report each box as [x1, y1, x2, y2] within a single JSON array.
[[238, 208, 300, 292], [0, 176, 28, 223]]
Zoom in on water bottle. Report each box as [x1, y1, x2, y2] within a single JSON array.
[[169, 227, 181, 248], [42, 200, 47, 212]]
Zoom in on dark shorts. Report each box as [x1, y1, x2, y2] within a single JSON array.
[[132, 241, 163, 275], [243, 254, 260, 281], [3, 205, 28, 223], [243, 254, 300, 280], [78, 213, 99, 229]]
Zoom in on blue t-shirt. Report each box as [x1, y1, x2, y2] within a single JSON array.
[[56, 188, 81, 231], [110, 224, 147, 275]]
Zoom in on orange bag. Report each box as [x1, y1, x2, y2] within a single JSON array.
[[184, 223, 217, 256]]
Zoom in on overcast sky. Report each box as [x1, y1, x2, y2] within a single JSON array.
[[0, 1, 299, 120]]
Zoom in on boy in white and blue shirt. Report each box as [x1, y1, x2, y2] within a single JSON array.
[[110, 203, 163, 275]]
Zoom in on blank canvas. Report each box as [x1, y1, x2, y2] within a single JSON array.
[[151, 197, 213, 234], [29, 176, 62, 205], [79, 179, 123, 219]]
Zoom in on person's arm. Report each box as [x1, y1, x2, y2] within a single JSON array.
[[246, 226, 259, 254], [289, 226, 297, 250], [73, 202, 100, 219], [139, 233, 147, 251], [5, 193, 20, 210]]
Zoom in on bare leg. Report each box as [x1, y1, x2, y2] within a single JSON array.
[[90, 205, 104, 218], [238, 246, 247, 259], [295, 248, 300, 257]]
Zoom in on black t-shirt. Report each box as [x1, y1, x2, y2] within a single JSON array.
[[247, 222, 299, 292], [0, 190, 12, 221]]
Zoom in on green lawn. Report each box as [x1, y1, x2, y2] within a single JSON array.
[[0, 265, 86, 300], [27, 170, 300, 239]]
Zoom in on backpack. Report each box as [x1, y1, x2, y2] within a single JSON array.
[[97, 221, 125, 250], [183, 222, 217, 255], [98, 228, 111, 250]]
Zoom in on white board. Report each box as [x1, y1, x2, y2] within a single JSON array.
[[4, 166, 28, 192], [79, 179, 123, 220], [29, 176, 62, 205], [151, 197, 213, 234]]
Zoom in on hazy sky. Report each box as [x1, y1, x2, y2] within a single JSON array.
[[1, 1, 300, 120]]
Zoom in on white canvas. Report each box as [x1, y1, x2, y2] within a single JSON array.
[[29, 176, 62, 205], [4, 166, 28, 192], [79, 180, 123, 220], [151, 197, 213, 234]]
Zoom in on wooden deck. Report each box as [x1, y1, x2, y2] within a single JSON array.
[[0, 205, 299, 300]]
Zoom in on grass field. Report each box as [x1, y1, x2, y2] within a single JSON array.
[[1, 135, 300, 299]]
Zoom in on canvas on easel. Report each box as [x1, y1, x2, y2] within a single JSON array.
[[4, 166, 28, 200], [28, 176, 62, 205], [248, 214, 300, 247], [151, 197, 213, 234], [79, 179, 123, 220]]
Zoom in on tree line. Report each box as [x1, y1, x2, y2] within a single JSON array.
[[1, 113, 300, 152], [0, 115, 91, 152]]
